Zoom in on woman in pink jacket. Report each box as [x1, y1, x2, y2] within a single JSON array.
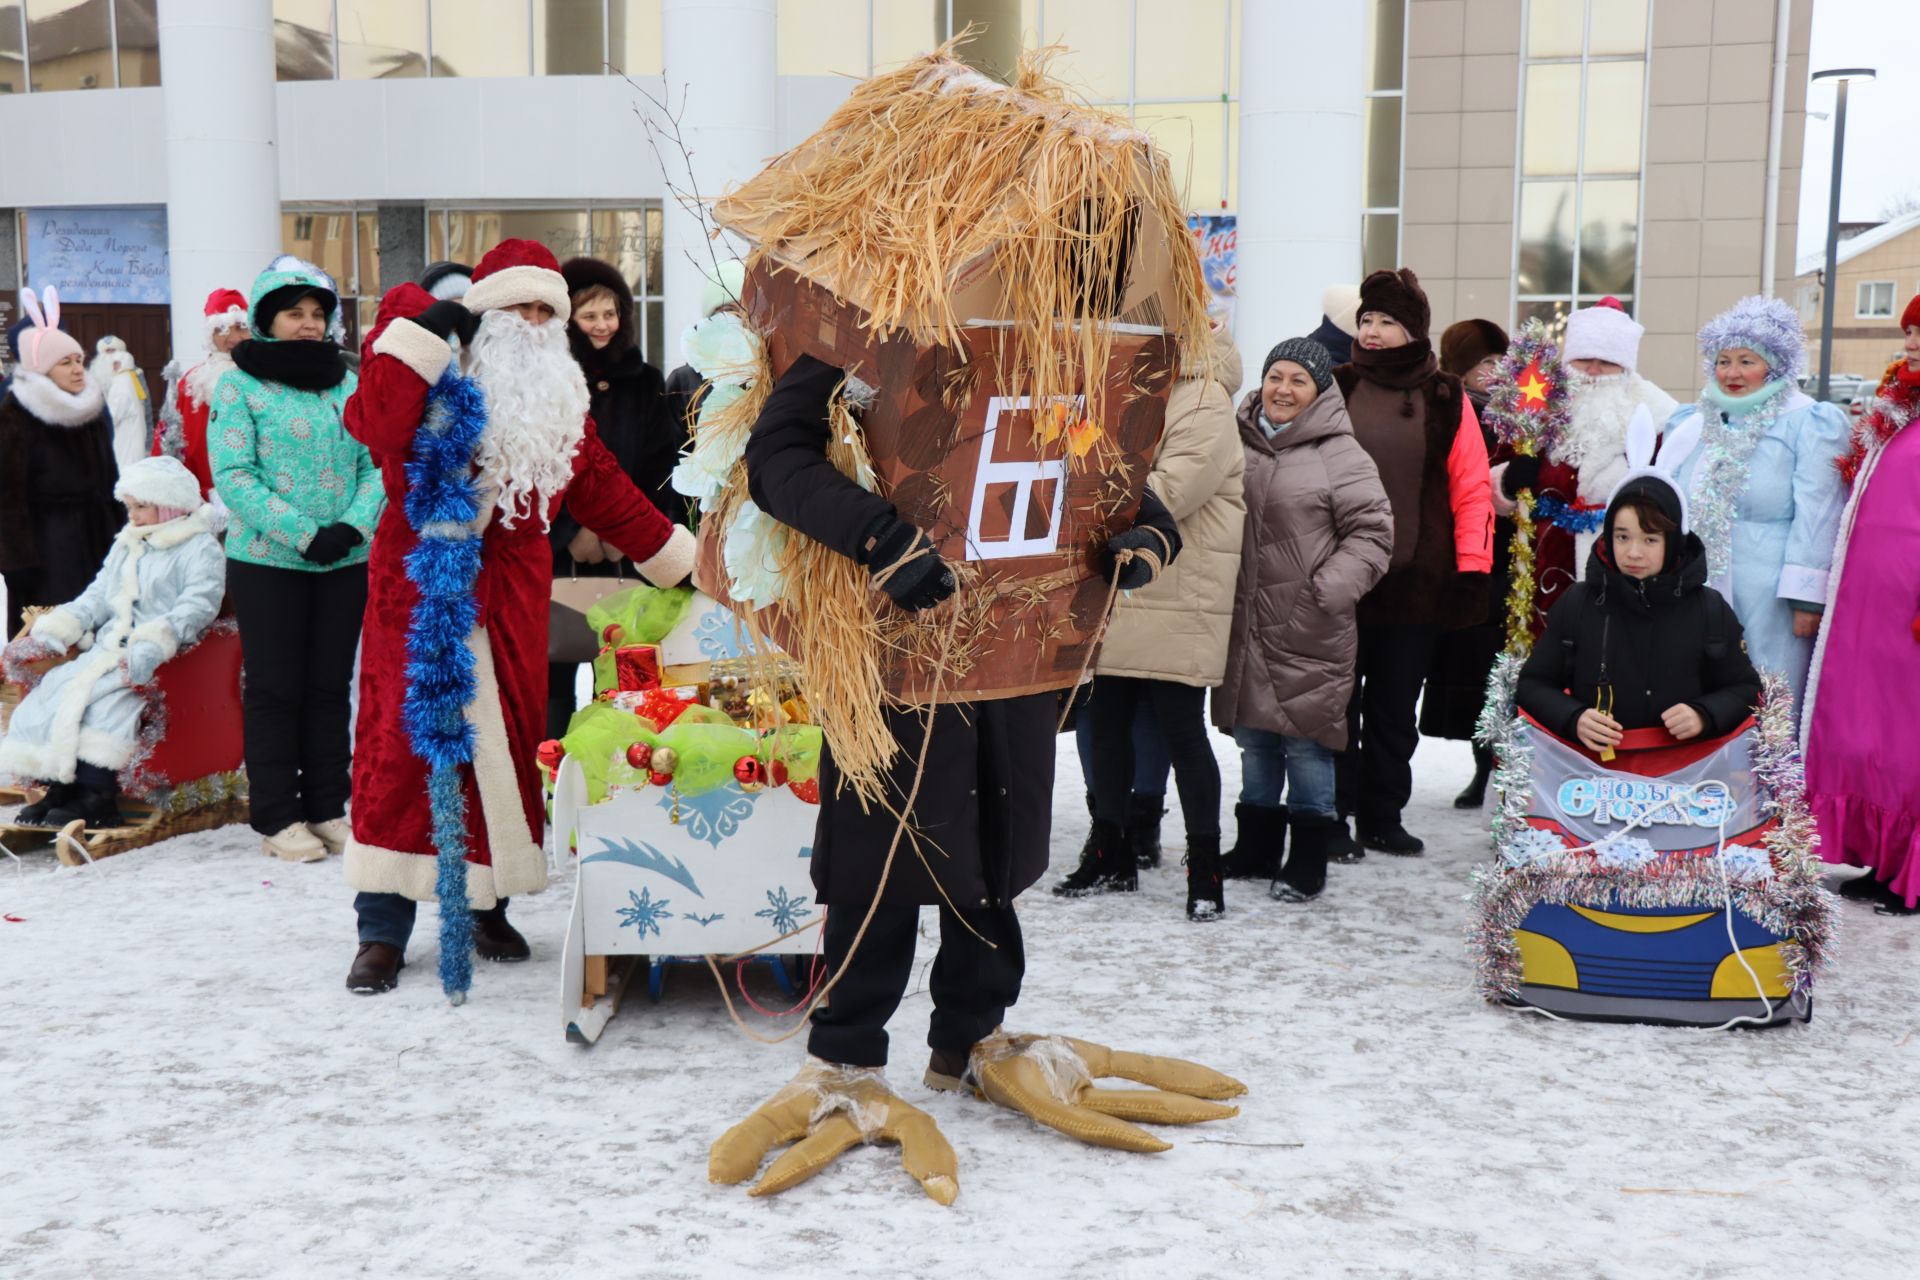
[[1332, 269, 1494, 857]]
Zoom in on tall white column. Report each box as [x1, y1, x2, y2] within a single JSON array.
[[159, 0, 282, 363], [660, 0, 778, 356], [1233, 0, 1365, 369]]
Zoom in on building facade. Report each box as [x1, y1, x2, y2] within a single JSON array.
[[1, 0, 1812, 404], [1794, 211, 1920, 383]]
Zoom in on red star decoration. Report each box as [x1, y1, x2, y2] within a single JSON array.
[[1516, 359, 1551, 409]]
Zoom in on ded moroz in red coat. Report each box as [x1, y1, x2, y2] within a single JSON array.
[[342, 282, 696, 906]]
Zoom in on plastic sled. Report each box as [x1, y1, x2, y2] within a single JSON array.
[[1, 623, 247, 866], [1475, 710, 1830, 1029]]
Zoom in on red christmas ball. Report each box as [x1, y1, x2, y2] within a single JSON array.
[[536, 739, 565, 771], [625, 742, 653, 771], [648, 771, 674, 788], [768, 760, 789, 788], [734, 756, 768, 792], [601, 623, 626, 646]]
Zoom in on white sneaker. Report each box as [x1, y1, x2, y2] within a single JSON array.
[[264, 822, 328, 862], [308, 818, 351, 857]]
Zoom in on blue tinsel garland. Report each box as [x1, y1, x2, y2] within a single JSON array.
[[1530, 493, 1606, 536], [400, 361, 490, 1004]]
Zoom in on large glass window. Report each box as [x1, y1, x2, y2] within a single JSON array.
[[1, 2, 24, 94], [606, 0, 660, 76], [1361, 0, 1406, 273], [778, 0, 868, 77], [337, 0, 427, 79], [429, 204, 668, 367], [25, 0, 112, 91], [113, 0, 155, 87], [1515, 0, 1649, 333], [274, 0, 334, 80], [535, 0, 603, 75], [431, 0, 529, 76]]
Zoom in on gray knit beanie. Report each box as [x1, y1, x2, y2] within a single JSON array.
[[1262, 337, 1335, 393]]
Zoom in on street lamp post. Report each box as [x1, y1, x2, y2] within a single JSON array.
[[1812, 67, 1876, 402]]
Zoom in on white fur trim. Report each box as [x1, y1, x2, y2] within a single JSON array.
[[463, 265, 572, 322], [635, 524, 697, 588], [1564, 304, 1644, 371], [30, 608, 85, 649], [372, 316, 455, 384], [75, 726, 138, 770], [6, 649, 123, 784], [7, 370, 106, 427], [1776, 564, 1828, 604], [339, 629, 544, 908], [127, 618, 180, 663], [203, 306, 249, 340], [183, 353, 234, 410], [426, 274, 471, 302]]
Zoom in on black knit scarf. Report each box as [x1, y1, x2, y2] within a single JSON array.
[[231, 338, 348, 391]]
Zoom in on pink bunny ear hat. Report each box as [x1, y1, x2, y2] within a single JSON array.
[[17, 286, 85, 376], [1607, 404, 1704, 533]]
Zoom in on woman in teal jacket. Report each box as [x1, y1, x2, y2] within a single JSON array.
[[211, 264, 383, 862]]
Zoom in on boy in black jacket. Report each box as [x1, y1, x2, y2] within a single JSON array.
[[1518, 472, 1761, 754]]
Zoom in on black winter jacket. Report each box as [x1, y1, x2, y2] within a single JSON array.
[[0, 390, 124, 637], [1518, 534, 1761, 744], [743, 353, 1181, 908]]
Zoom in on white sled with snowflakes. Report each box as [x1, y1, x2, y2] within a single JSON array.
[[554, 755, 820, 1044]]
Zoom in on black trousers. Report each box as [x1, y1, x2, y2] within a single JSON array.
[[228, 559, 368, 835], [1088, 675, 1220, 839], [806, 901, 1024, 1068], [547, 661, 582, 741], [1336, 622, 1439, 827]]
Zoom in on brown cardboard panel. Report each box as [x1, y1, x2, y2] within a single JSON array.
[[706, 264, 1178, 704]]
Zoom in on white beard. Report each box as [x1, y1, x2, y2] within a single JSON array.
[[184, 351, 235, 408], [1558, 371, 1679, 502], [462, 309, 590, 530]]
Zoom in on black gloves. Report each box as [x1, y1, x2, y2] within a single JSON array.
[[303, 522, 364, 566], [415, 299, 480, 345], [1102, 487, 1180, 591], [857, 512, 956, 613], [1500, 455, 1543, 499]]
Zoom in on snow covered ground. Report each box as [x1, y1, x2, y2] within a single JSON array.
[[2, 734, 1914, 1280]]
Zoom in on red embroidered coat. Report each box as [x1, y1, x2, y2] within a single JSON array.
[[341, 284, 696, 907]]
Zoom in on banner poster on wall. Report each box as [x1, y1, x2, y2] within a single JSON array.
[[1186, 214, 1236, 330], [26, 206, 172, 305]]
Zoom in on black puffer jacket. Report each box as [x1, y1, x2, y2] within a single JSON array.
[[1518, 522, 1761, 743], [553, 257, 684, 576], [0, 385, 124, 637], [744, 354, 1180, 908]]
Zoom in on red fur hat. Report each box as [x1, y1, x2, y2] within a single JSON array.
[[463, 238, 571, 321]]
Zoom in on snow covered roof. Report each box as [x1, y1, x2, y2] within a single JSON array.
[[1796, 210, 1920, 278]]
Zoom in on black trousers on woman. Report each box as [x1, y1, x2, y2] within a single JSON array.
[[1336, 622, 1439, 827], [1088, 675, 1220, 838], [227, 560, 368, 835]]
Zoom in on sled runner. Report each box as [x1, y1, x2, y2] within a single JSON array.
[[1, 623, 247, 866], [1472, 685, 1834, 1029]]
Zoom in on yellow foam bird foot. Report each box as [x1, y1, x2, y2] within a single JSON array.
[[967, 1031, 1247, 1152], [709, 1058, 959, 1206]]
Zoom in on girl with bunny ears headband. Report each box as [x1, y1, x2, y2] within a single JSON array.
[[1606, 404, 1703, 534]]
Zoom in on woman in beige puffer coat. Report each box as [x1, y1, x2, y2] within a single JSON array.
[[1213, 338, 1392, 902], [1054, 327, 1247, 922]]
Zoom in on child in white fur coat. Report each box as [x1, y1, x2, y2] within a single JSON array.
[[0, 456, 225, 828]]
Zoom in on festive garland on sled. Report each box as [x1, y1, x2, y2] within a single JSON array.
[[400, 363, 491, 1005], [1530, 493, 1606, 536]]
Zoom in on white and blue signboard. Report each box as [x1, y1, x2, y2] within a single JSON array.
[[26, 206, 171, 304]]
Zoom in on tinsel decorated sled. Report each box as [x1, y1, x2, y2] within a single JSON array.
[[1470, 676, 1835, 1029], [0, 621, 247, 866], [552, 590, 820, 1045]]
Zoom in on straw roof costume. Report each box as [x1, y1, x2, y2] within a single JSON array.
[[690, 47, 1247, 1206]]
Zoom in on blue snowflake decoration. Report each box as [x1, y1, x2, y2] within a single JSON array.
[[616, 887, 674, 939], [1499, 826, 1568, 868], [755, 886, 814, 934], [693, 607, 747, 660], [1596, 835, 1660, 871], [664, 785, 761, 847]]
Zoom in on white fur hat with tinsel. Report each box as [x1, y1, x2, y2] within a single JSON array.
[[1564, 297, 1644, 372], [114, 455, 205, 514]]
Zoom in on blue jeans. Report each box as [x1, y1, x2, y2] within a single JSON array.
[[355, 891, 512, 953], [1074, 689, 1171, 798], [1233, 727, 1336, 817]]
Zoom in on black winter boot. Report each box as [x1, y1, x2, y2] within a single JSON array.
[[14, 781, 78, 827], [1328, 816, 1366, 864], [46, 783, 124, 830], [1358, 815, 1425, 856], [1220, 803, 1286, 879], [1126, 792, 1166, 868], [1454, 744, 1494, 809], [1052, 819, 1134, 896], [1271, 813, 1336, 903], [472, 901, 531, 962], [1184, 834, 1224, 922]]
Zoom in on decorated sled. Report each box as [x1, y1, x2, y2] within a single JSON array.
[[1, 620, 247, 866], [1471, 679, 1834, 1029], [553, 590, 821, 1044]]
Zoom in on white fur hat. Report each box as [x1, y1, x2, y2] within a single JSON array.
[[1564, 297, 1644, 372], [1321, 283, 1361, 340], [114, 455, 205, 513]]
